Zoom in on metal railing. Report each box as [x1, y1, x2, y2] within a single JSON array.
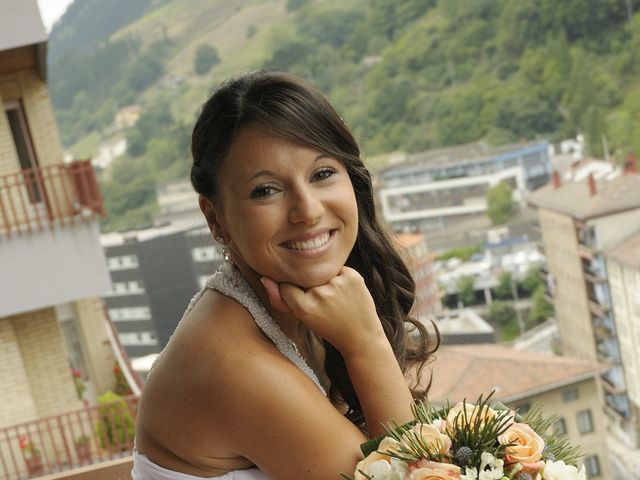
[[0, 395, 138, 480], [0, 160, 105, 238]]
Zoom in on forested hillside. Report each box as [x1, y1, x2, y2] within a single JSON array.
[[47, 0, 640, 231]]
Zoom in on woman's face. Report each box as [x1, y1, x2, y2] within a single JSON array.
[[213, 126, 359, 288]]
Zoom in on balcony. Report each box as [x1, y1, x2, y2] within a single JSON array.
[[0, 161, 111, 317], [0, 160, 104, 238], [0, 395, 137, 480]]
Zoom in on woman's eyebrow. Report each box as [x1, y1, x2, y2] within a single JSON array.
[[245, 169, 276, 183]]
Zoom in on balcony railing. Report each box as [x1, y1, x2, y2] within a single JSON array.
[[0, 160, 105, 238], [0, 395, 138, 480]]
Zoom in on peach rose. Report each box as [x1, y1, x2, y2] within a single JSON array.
[[354, 437, 404, 480], [498, 422, 545, 471], [446, 403, 497, 431], [402, 423, 452, 455], [409, 460, 461, 480]]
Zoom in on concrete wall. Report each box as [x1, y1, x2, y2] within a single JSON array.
[[508, 378, 611, 479], [538, 208, 596, 360]]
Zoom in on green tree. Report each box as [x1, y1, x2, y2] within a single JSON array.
[[493, 271, 514, 300], [456, 275, 476, 306], [486, 182, 516, 225], [529, 285, 554, 324], [193, 44, 220, 75], [521, 265, 543, 296], [488, 301, 518, 340]]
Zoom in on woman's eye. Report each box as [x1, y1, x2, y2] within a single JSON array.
[[312, 167, 337, 182], [250, 185, 279, 199]]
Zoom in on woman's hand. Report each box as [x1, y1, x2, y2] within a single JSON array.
[[260, 267, 384, 357]]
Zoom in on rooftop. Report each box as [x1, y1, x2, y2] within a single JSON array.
[[606, 229, 640, 269], [0, 0, 47, 52], [430, 309, 494, 335], [425, 344, 603, 404], [527, 159, 640, 220], [380, 140, 547, 175], [395, 232, 426, 249]]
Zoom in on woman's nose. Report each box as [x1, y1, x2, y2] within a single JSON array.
[[288, 186, 324, 225]]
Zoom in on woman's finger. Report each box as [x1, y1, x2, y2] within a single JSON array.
[[260, 277, 292, 314]]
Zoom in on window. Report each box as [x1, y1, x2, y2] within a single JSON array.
[[118, 331, 158, 346], [105, 281, 144, 296], [108, 307, 151, 321], [562, 387, 579, 402], [107, 254, 139, 271], [553, 418, 567, 435], [583, 455, 600, 477], [5, 101, 42, 203], [577, 409, 594, 434], [191, 246, 222, 262]]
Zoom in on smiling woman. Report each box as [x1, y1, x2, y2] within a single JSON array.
[[132, 71, 439, 480]]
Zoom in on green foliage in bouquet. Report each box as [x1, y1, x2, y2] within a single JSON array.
[[522, 404, 581, 467], [350, 391, 584, 480]]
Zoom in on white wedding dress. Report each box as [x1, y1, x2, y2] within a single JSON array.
[[132, 262, 326, 480]]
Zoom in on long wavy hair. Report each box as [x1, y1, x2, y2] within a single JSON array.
[[191, 71, 439, 428]]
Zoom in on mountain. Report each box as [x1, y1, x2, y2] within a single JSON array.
[[46, 0, 640, 231]]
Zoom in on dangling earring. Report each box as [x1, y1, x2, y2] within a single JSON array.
[[222, 247, 231, 262]]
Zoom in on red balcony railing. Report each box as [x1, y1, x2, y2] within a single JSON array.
[[0, 395, 138, 480], [0, 160, 105, 238]]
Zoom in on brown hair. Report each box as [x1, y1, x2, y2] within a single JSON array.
[[191, 71, 438, 427]]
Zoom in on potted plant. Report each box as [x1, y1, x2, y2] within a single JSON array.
[[19, 436, 44, 476], [74, 435, 92, 464]]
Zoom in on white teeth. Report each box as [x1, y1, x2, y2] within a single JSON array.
[[284, 232, 331, 251]]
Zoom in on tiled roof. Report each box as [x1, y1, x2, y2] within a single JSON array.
[[395, 233, 425, 249], [606, 230, 640, 269], [423, 344, 603, 403], [527, 166, 640, 220]]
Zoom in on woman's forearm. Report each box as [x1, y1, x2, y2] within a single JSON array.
[[343, 336, 414, 437]]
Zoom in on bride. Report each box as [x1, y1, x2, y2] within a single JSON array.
[[132, 71, 438, 480]]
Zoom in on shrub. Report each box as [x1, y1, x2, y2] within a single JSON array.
[[95, 391, 134, 450]]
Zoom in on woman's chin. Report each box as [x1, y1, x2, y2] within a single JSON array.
[[281, 266, 342, 289]]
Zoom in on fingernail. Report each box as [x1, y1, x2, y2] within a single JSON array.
[[259, 277, 266, 286]]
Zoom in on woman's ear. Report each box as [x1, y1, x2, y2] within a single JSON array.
[[199, 195, 229, 243]]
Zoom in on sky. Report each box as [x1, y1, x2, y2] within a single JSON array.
[[37, 0, 74, 32]]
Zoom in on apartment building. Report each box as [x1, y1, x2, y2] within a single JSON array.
[[101, 222, 223, 359], [395, 232, 442, 317], [605, 230, 640, 447], [378, 141, 550, 232], [0, 0, 124, 425], [528, 159, 640, 448], [427, 344, 610, 479]]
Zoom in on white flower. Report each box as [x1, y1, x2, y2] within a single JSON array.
[[542, 460, 586, 480], [461, 467, 478, 480], [365, 459, 398, 480], [480, 452, 495, 471], [431, 418, 445, 431]]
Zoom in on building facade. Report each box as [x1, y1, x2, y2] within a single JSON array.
[[605, 231, 640, 447], [378, 141, 550, 232], [101, 223, 223, 358], [0, 4, 130, 468], [528, 159, 640, 448], [395, 233, 442, 317], [427, 344, 610, 479]]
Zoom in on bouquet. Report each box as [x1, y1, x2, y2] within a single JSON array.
[[346, 393, 584, 480]]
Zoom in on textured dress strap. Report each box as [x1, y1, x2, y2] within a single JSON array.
[[207, 262, 327, 396]]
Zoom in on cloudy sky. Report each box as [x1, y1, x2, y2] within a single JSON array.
[[37, 0, 74, 32]]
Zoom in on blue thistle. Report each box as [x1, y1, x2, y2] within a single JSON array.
[[453, 446, 473, 466]]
